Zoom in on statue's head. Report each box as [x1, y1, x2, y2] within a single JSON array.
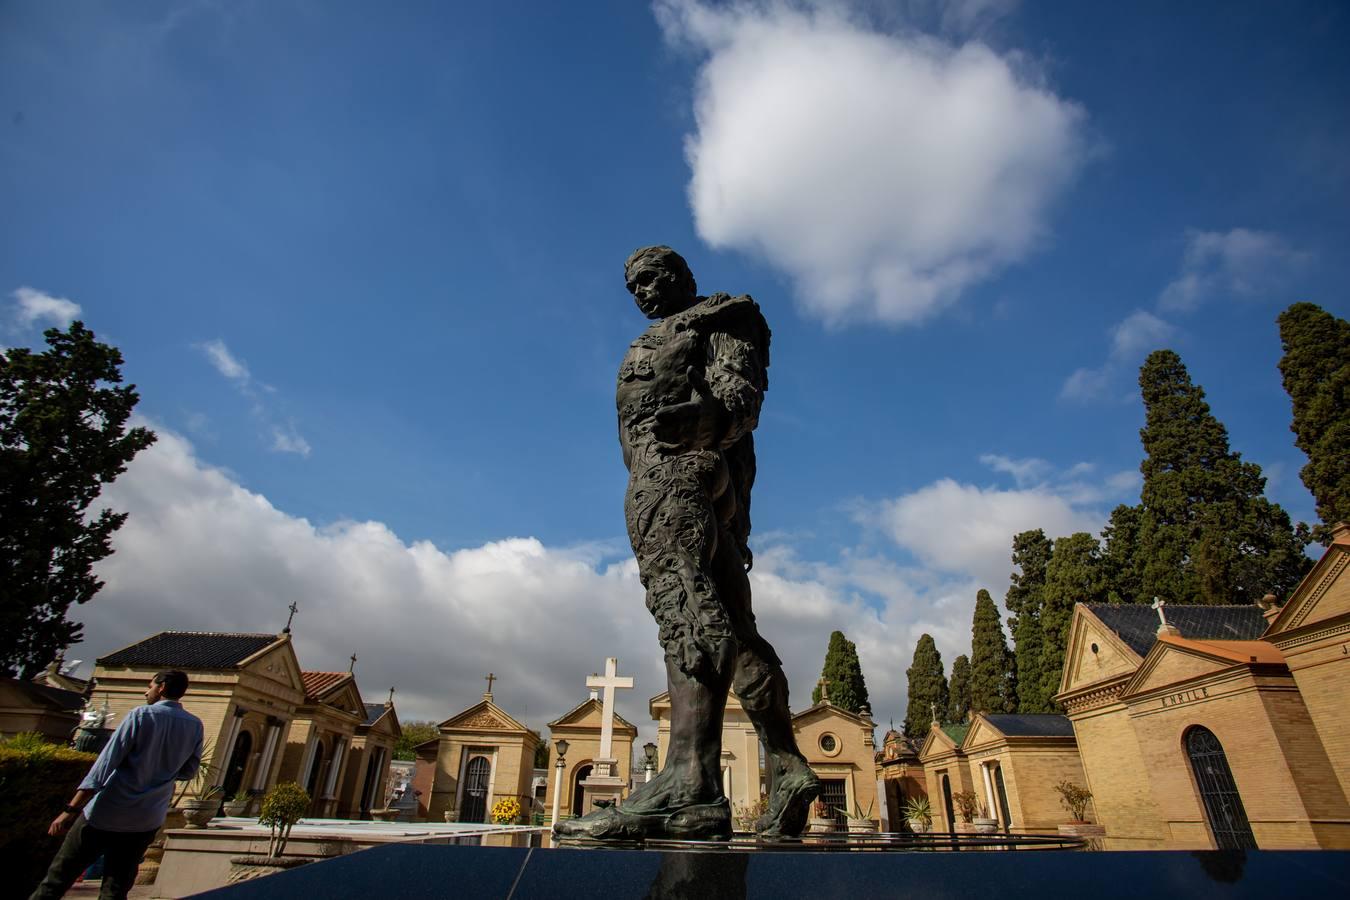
[[624, 245, 697, 319]]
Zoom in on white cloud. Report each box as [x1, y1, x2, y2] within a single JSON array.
[[270, 423, 312, 457], [655, 0, 1088, 326], [11, 286, 82, 329], [1060, 309, 1176, 403], [199, 339, 250, 383], [871, 478, 1102, 589], [1158, 228, 1310, 312], [979, 453, 1051, 488]]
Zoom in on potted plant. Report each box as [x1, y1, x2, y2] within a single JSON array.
[[1053, 780, 1104, 846], [222, 789, 251, 818], [807, 798, 833, 833], [902, 795, 932, 834], [972, 802, 999, 834], [833, 798, 877, 834], [951, 790, 979, 833], [227, 782, 313, 884], [491, 796, 523, 825], [173, 740, 222, 828]]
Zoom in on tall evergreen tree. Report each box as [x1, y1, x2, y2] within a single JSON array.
[[1006, 530, 1053, 713], [811, 630, 871, 714], [1038, 532, 1108, 709], [1278, 302, 1350, 544], [1130, 350, 1308, 605], [969, 589, 1016, 713], [1102, 503, 1143, 604], [903, 634, 949, 738], [1, 323, 155, 677], [948, 654, 972, 724]]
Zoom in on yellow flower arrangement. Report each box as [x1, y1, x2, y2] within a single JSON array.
[[491, 796, 522, 824]]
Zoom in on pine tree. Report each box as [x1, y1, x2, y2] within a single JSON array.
[[1, 322, 156, 677], [1038, 532, 1108, 709], [811, 630, 871, 714], [969, 589, 1016, 713], [1278, 302, 1350, 544], [903, 633, 949, 738], [1102, 503, 1143, 604], [948, 654, 972, 724], [1006, 530, 1052, 713], [1132, 350, 1308, 605]]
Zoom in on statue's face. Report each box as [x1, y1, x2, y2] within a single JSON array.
[[626, 258, 693, 319]]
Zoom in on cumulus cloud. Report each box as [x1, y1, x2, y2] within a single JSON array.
[[656, 0, 1088, 326], [78, 425, 994, 737], [11, 286, 83, 329], [1060, 309, 1176, 402], [1158, 228, 1310, 312]]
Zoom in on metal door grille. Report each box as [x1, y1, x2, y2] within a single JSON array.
[[1185, 727, 1257, 850], [819, 778, 847, 826], [461, 756, 490, 823]]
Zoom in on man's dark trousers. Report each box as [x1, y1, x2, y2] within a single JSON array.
[[29, 815, 158, 900]]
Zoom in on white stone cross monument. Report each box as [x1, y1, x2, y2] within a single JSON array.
[[586, 657, 634, 775], [578, 657, 633, 812]]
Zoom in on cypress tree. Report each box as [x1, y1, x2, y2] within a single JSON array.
[[948, 654, 972, 724], [1038, 532, 1108, 709], [903, 633, 949, 738], [1006, 530, 1052, 713], [811, 630, 871, 714], [1278, 302, 1350, 544], [1133, 350, 1308, 604], [969, 589, 1016, 714], [1102, 503, 1143, 604]]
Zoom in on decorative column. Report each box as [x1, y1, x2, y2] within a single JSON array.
[[298, 731, 319, 790], [980, 762, 998, 826], [324, 736, 348, 801], [213, 708, 247, 788], [251, 717, 284, 792]]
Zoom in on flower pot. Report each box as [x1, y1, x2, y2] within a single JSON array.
[[444, 811, 455, 823], [181, 798, 219, 829], [973, 817, 998, 834], [370, 807, 400, 822], [808, 815, 833, 833], [906, 818, 929, 834], [846, 818, 877, 834], [222, 800, 251, 818], [226, 855, 312, 884]]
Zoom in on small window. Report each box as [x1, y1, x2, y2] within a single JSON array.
[[819, 733, 837, 753]]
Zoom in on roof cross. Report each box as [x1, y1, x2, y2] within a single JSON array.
[[484, 673, 496, 697], [1151, 596, 1169, 627], [283, 601, 298, 634], [387, 686, 396, 706], [817, 677, 830, 703], [349, 652, 357, 673]]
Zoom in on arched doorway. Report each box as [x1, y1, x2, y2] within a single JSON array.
[[220, 730, 253, 802], [460, 756, 491, 823], [940, 773, 955, 832], [571, 764, 594, 818], [1185, 726, 1257, 849]]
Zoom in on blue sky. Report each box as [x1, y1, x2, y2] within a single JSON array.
[[2, 1, 1347, 739]]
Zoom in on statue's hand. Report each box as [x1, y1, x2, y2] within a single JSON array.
[[652, 367, 725, 452]]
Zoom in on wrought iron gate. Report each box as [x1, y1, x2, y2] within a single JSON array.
[[1185, 727, 1257, 849], [461, 756, 491, 823]]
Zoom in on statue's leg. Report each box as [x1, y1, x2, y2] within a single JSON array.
[[713, 533, 820, 839]]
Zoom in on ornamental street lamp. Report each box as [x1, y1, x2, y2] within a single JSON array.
[[550, 739, 570, 827], [643, 741, 658, 783]]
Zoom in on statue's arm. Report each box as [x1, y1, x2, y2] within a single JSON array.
[[705, 329, 766, 448]]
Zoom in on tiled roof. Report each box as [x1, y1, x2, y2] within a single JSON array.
[[301, 671, 350, 701], [941, 723, 970, 744], [985, 714, 1075, 737], [1156, 636, 1285, 666], [363, 702, 388, 725], [3, 677, 85, 711], [1085, 603, 1267, 657], [98, 632, 278, 669]]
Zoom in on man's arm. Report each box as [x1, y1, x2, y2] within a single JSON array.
[[176, 727, 204, 781], [47, 710, 140, 836]]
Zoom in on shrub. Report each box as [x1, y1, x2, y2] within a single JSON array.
[[258, 782, 310, 857], [1054, 780, 1094, 822], [0, 736, 96, 896], [951, 790, 980, 824]]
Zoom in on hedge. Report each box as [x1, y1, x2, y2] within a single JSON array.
[[0, 736, 96, 896]]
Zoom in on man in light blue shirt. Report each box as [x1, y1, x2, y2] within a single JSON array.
[[31, 670, 204, 900]]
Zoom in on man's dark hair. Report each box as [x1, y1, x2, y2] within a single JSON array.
[[153, 670, 189, 699]]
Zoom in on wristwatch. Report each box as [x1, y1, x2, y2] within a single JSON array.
[[62, 805, 81, 815]]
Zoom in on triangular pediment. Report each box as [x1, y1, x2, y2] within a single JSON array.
[[1061, 605, 1145, 696], [548, 697, 637, 733], [918, 724, 958, 761], [1123, 642, 1232, 698], [323, 682, 365, 718], [440, 698, 530, 734], [242, 641, 305, 694], [792, 702, 867, 729], [1266, 541, 1350, 638], [960, 715, 1003, 751], [363, 705, 401, 738]]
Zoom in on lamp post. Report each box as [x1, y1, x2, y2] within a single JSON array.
[[550, 739, 569, 827], [643, 741, 658, 783]]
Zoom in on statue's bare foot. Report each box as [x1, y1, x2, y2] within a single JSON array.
[[553, 768, 729, 842], [754, 757, 820, 840]]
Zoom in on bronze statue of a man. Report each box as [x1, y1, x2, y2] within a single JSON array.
[[555, 246, 819, 841]]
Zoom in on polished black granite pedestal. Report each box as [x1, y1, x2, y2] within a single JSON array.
[[200, 841, 1350, 899]]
